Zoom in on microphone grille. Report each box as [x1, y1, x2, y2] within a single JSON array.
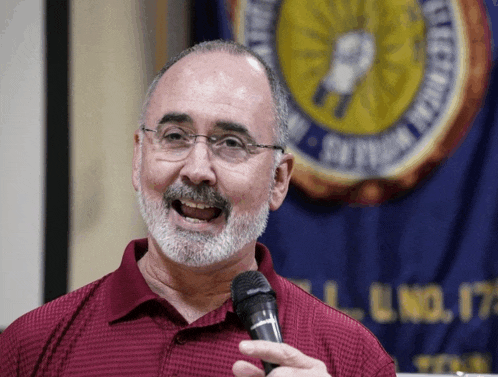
[[231, 271, 275, 309]]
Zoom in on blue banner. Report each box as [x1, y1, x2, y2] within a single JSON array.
[[193, 0, 498, 373]]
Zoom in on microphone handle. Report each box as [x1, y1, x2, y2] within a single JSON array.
[[245, 309, 283, 375], [261, 360, 279, 376]]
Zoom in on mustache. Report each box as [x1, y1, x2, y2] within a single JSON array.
[[163, 183, 232, 217]]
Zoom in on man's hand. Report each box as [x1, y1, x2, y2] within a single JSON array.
[[232, 340, 331, 377]]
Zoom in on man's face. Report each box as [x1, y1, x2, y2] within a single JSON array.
[[133, 51, 290, 267]]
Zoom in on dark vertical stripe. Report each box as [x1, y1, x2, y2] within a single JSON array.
[[43, 0, 70, 303], [191, 0, 233, 44]]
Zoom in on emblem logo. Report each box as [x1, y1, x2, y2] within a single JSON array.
[[234, 0, 491, 203]]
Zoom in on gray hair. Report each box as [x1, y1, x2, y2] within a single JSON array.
[[140, 40, 289, 149]]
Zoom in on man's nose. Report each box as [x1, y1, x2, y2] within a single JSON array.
[[178, 139, 217, 186]]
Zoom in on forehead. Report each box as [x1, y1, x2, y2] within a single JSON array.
[[145, 51, 275, 139]]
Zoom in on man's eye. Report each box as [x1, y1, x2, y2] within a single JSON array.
[[220, 136, 245, 149], [161, 129, 187, 142]]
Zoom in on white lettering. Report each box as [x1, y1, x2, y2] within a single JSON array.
[[431, 57, 454, 73], [406, 107, 429, 134], [246, 7, 273, 31], [427, 26, 453, 40], [354, 140, 379, 170], [247, 30, 272, 44], [323, 128, 416, 171], [354, 141, 370, 169], [395, 126, 417, 151], [369, 140, 379, 169], [427, 40, 454, 60], [423, 0, 451, 27], [320, 134, 348, 166], [320, 134, 341, 164], [338, 141, 352, 167], [418, 84, 444, 113], [423, 0, 446, 14], [427, 39, 455, 73], [416, 100, 434, 121], [428, 71, 450, 87], [378, 135, 400, 165]]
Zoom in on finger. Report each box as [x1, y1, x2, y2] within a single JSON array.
[[239, 340, 317, 369], [266, 366, 328, 377], [232, 360, 265, 377], [266, 366, 305, 377]]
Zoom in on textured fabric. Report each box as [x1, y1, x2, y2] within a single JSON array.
[[0, 239, 395, 376]]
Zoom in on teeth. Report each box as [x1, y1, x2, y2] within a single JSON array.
[[184, 216, 208, 224], [180, 199, 213, 210]]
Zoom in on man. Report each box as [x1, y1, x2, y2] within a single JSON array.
[[0, 40, 395, 377]]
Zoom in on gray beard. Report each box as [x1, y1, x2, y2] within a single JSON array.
[[136, 182, 270, 267]]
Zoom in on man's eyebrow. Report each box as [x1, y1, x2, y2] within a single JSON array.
[[215, 121, 256, 142], [157, 115, 257, 142], [158, 112, 193, 125]]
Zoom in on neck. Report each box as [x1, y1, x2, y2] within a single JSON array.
[[138, 236, 258, 323]]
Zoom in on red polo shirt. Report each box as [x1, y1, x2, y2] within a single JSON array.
[[0, 239, 395, 376]]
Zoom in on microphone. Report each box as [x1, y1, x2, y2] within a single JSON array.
[[231, 271, 283, 375]]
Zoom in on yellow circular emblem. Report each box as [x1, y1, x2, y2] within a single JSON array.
[[234, 0, 491, 203], [277, 0, 425, 134]]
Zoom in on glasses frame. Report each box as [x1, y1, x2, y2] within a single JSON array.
[[140, 125, 285, 156]]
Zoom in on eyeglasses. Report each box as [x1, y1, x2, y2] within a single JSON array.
[[140, 125, 284, 164]]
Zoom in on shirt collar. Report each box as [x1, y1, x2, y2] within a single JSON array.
[[106, 238, 281, 323], [107, 238, 158, 322]]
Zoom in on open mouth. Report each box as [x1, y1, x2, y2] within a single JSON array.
[[172, 199, 223, 223]]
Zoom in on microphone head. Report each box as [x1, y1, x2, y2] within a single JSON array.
[[231, 271, 277, 321]]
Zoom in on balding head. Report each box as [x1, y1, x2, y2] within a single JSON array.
[[140, 40, 289, 148]]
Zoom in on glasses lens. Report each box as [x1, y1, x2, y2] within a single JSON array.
[[151, 127, 190, 161], [148, 126, 257, 164], [211, 135, 250, 163]]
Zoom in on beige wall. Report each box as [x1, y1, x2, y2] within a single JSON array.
[[69, 0, 190, 290]]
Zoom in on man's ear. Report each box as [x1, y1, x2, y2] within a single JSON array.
[[132, 130, 141, 192], [269, 153, 294, 211]]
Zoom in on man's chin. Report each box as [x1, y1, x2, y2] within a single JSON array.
[[160, 242, 232, 268], [149, 231, 227, 266]]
